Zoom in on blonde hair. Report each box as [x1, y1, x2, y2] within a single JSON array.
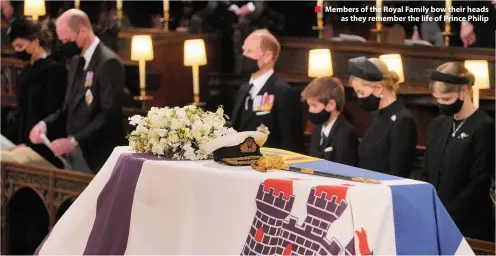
[[430, 62, 475, 93], [350, 58, 400, 94]]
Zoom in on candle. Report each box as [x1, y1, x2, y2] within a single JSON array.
[[163, 0, 169, 12], [317, 0, 323, 19], [75, 0, 80, 9], [376, 0, 382, 30], [376, 0, 382, 19], [116, 0, 122, 10], [445, 0, 452, 23]]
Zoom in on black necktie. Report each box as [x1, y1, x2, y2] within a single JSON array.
[[77, 56, 86, 72], [244, 83, 254, 111]]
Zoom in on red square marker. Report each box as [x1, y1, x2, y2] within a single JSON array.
[[315, 6, 322, 12]]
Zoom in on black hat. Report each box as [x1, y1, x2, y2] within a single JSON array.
[[348, 56, 384, 82], [430, 71, 470, 85], [203, 131, 268, 166], [6, 18, 40, 42]]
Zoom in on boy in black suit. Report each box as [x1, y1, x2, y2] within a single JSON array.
[[231, 29, 303, 152], [301, 77, 358, 166]]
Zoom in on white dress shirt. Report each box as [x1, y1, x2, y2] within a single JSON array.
[[248, 69, 274, 99], [320, 115, 337, 145], [82, 37, 100, 70]]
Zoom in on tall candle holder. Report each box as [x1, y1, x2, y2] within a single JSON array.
[[163, 10, 170, 32], [371, 21, 383, 43], [370, 0, 383, 42], [116, 0, 123, 28], [312, 0, 326, 39], [442, 23, 454, 47]]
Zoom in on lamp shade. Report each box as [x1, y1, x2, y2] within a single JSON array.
[[131, 35, 154, 61], [308, 49, 333, 77], [184, 39, 207, 66], [24, 0, 46, 18], [379, 54, 405, 83], [464, 60, 490, 89]]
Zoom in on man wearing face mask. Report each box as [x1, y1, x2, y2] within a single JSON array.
[[349, 56, 417, 178], [301, 77, 358, 166], [422, 62, 495, 241], [231, 29, 303, 152], [29, 9, 125, 174]]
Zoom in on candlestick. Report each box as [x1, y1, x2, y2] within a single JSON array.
[[376, 0, 382, 31], [371, 0, 383, 42], [116, 0, 123, 27], [163, 0, 170, 31], [192, 65, 200, 105], [445, 0, 452, 23], [312, 0, 325, 39], [317, 0, 323, 28]]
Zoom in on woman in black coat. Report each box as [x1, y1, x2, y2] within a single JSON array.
[[348, 56, 418, 178], [423, 62, 495, 241], [6, 18, 67, 168]]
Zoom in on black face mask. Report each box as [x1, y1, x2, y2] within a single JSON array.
[[15, 50, 31, 61], [308, 109, 331, 125], [59, 41, 82, 57], [241, 55, 260, 75], [357, 94, 381, 111], [438, 98, 464, 116]]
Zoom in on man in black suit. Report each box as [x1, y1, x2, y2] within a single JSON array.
[[301, 77, 358, 166], [29, 9, 125, 173], [231, 29, 302, 152]]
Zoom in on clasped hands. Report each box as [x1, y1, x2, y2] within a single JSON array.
[[29, 122, 76, 156]]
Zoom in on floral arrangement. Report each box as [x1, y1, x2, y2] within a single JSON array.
[[127, 105, 236, 160]]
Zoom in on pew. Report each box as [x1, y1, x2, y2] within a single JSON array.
[[0, 161, 94, 254]]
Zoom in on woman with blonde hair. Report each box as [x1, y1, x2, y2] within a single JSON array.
[[348, 56, 417, 178], [423, 62, 494, 240]]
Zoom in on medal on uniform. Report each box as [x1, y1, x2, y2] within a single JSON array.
[[85, 89, 94, 105], [84, 71, 94, 88], [253, 93, 275, 112], [257, 123, 270, 135]]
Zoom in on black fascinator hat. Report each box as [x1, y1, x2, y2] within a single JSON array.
[[6, 18, 41, 42]]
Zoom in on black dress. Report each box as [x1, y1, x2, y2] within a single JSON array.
[[13, 56, 67, 168], [422, 109, 495, 240], [358, 99, 418, 178]]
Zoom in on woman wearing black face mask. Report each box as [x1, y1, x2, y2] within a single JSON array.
[[4, 18, 67, 169], [422, 62, 495, 241], [348, 56, 417, 178]]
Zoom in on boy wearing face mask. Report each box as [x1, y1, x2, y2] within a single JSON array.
[[349, 56, 417, 178], [423, 62, 495, 241], [301, 77, 358, 166], [231, 29, 303, 152]]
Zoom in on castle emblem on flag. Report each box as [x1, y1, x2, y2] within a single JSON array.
[[240, 179, 371, 255]]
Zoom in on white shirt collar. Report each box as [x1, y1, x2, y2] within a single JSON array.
[[249, 69, 274, 98], [82, 37, 100, 70], [321, 115, 338, 138]]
